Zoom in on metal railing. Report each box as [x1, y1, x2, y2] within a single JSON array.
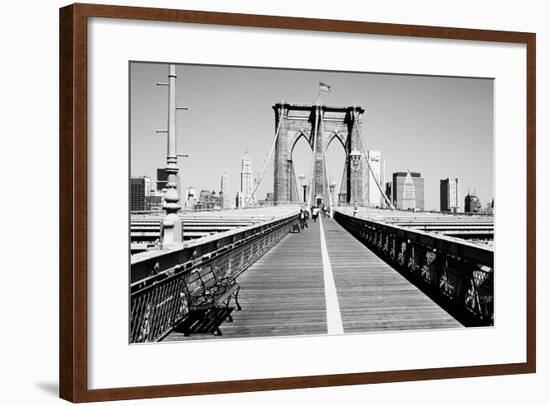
[[334, 211, 494, 326], [130, 213, 299, 343]]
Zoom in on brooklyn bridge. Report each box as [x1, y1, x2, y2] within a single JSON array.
[[129, 65, 494, 343]]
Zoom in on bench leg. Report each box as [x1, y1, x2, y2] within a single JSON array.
[[205, 309, 223, 335], [234, 288, 242, 311], [224, 299, 233, 322]]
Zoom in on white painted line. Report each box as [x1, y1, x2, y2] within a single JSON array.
[[319, 216, 344, 335]]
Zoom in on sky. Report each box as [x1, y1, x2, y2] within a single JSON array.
[[130, 62, 493, 211]]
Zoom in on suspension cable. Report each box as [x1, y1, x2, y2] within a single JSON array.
[[353, 110, 395, 210], [293, 164, 301, 205], [246, 109, 284, 205]]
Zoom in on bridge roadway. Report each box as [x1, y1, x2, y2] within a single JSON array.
[[166, 215, 462, 341]]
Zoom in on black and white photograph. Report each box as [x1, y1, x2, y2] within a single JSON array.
[[129, 61, 494, 344]]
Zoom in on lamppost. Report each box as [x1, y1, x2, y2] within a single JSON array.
[[155, 64, 188, 248], [298, 173, 306, 203], [349, 149, 361, 214]]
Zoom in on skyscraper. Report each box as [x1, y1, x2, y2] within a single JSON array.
[[440, 178, 459, 212], [392, 171, 425, 211], [240, 150, 253, 206], [402, 172, 416, 210], [465, 192, 482, 213], [220, 172, 229, 208], [235, 191, 245, 208], [156, 168, 168, 191], [156, 168, 180, 195], [147, 190, 164, 212], [130, 176, 151, 211]]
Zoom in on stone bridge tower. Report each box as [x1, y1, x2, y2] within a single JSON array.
[[272, 103, 366, 207]]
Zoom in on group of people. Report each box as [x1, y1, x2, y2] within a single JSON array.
[[297, 203, 331, 231]]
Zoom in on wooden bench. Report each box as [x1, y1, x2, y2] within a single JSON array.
[[179, 264, 241, 336]]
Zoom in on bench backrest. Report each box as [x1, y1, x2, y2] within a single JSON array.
[[184, 265, 219, 301]]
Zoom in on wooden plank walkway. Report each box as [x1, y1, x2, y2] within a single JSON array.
[[322, 218, 462, 332], [166, 220, 327, 341], [165, 217, 461, 341]]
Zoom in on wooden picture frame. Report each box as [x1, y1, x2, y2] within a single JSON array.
[[59, 3, 536, 402]]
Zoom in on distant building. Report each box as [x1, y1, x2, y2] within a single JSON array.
[[480, 198, 495, 214], [240, 151, 253, 206], [180, 188, 189, 203], [156, 168, 168, 191], [193, 189, 222, 211], [220, 172, 229, 208], [187, 187, 196, 200], [440, 178, 459, 212], [156, 168, 180, 194], [401, 172, 416, 210], [366, 150, 383, 207], [130, 176, 151, 211], [193, 190, 209, 211], [211, 190, 223, 208], [235, 191, 245, 208], [146, 190, 164, 212], [385, 181, 393, 206], [465, 192, 482, 213], [199, 189, 210, 202], [180, 187, 196, 210], [392, 171, 424, 211]]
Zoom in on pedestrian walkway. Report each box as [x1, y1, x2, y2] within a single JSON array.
[[165, 217, 461, 341]]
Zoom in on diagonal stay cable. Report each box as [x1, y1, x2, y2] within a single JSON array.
[[353, 110, 395, 210], [247, 107, 284, 206]]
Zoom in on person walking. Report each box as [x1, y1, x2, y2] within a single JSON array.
[[312, 205, 320, 223], [299, 208, 307, 230]]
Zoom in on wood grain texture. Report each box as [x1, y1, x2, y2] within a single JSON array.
[[323, 219, 461, 332], [59, 4, 89, 402], [59, 3, 536, 402], [168, 222, 326, 341], [59, 4, 75, 401], [167, 219, 460, 342], [525, 34, 536, 371]]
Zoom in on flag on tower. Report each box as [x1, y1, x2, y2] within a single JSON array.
[[319, 82, 331, 92]]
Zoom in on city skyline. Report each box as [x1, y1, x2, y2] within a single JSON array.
[[132, 158, 493, 212], [130, 62, 493, 210]]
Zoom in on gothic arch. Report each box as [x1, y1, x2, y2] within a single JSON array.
[[325, 131, 346, 153], [290, 130, 313, 157], [273, 103, 365, 206]]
